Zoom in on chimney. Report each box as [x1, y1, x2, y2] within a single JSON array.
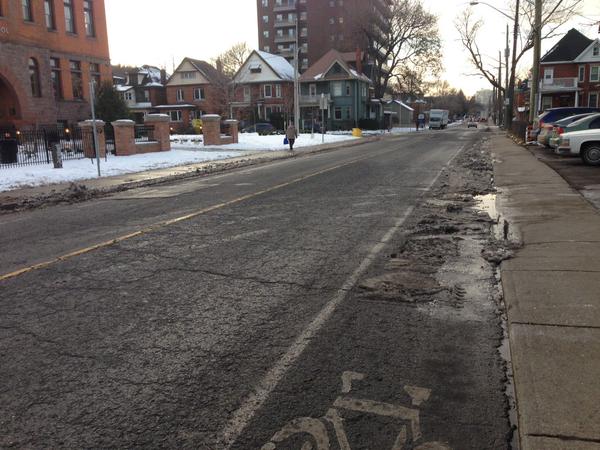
[[128, 70, 139, 87], [355, 48, 363, 75], [160, 69, 167, 84], [216, 58, 224, 74]]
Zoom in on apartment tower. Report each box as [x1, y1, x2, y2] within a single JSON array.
[[256, 0, 390, 72]]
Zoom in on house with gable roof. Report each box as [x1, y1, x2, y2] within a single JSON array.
[[112, 65, 168, 123], [299, 49, 374, 131], [230, 50, 296, 128], [159, 58, 227, 132], [539, 28, 600, 112]]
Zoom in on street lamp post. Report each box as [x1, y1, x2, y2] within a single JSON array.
[[470, 0, 519, 131]]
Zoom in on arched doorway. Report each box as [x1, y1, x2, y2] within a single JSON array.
[[0, 73, 22, 129]]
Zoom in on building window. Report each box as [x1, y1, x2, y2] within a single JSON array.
[[193, 87, 205, 100], [264, 46, 270, 52], [169, 110, 182, 122], [244, 86, 251, 102], [64, 0, 75, 33], [50, 57, 63, 99], [29, 58, 41, 97], [334, 106, 342, 120], [329, 17, 334, 24], [263, 30, 269, 38], [83, 1, 95, 37], [590, 92, 599, 108], [345, 107, 351, 119], [339, 17, 344, 23], [263, 15, 268, 23], [22, 0, 33, 21], [124, 91, 133, 101], [176, 89, 184, 101], [45, 0, 56, 30], [309, 84, 317, 96], [300, 11, 307, 20], [181, 72, 197, 79], [346, 83, 351, 96], [264, 85, 272, 97], [332, 82, 342, 97], [541, 96, 552, 111], [262, 0, 268, 6], [594, 46, 600, 57], [579, 66, 585, 83], [591, 66, 600, 82], [70, 60, 83, 99], [275, 84, 281, 98], [543, 68, 553, 81], [90, 62, 100, 87]]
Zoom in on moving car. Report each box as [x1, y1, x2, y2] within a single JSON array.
[[241, 123, 277, 135], [532, 107, 600, 141], [549, 113, 600, 150], [467, 119, 478, 128], [556, 128, 600, 165]]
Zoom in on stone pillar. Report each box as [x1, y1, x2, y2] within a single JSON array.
[[202, 114, 221, 146], [78, 119, 106, 158], [111, 119, 136, 156], [224, 119, 239, 144], [145, 114, 171, 152]]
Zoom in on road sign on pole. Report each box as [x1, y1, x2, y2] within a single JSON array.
[[89, 81, 101, 177]]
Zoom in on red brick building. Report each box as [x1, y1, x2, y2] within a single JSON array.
[[230, 50, 295, 127], [0, 0, 111, 128], [160, 58, 227, 132], [256, 0, 390, 71], [539, 29, 600, 112]]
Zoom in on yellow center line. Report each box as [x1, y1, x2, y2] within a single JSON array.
[[0, 154, 373, 283]]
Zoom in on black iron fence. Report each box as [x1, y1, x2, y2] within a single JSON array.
[[0, 125, 112, 169], [134, 125, 156, 143]]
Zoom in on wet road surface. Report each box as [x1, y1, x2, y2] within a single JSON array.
[[0, 129, 509, 449]]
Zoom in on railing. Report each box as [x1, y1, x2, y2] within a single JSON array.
[[274, 35, 296, 43], [0, 126, 90, 169], [274, 19, 296, 28], [299, 94, 331, 106], [273, 0, 297, 11], [540, 77, 578, 92], [134, 124, 156, 143]]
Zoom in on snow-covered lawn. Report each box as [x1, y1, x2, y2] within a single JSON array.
[[0, 132, 357, 192]]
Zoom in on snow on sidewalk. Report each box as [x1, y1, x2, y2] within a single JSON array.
[[0, 133, 357, 192]]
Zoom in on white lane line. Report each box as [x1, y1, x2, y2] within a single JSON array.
[[218, 143, 467, 448]]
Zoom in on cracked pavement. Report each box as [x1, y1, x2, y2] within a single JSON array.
[[0, 130, 510, 448]]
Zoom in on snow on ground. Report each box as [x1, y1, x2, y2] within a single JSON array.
[[0, 132, 357, 192]]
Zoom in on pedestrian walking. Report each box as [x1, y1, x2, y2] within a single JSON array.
[[286, 123, 298, 151]]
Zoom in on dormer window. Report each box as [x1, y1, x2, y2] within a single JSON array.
[[594, 46, 600, 57], [250, 64, 262, 74]]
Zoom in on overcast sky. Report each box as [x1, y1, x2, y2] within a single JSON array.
[[105, 0, 600, 96]]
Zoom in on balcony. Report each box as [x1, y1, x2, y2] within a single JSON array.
[[274, 19, 296, 28], [540, 77, 579, 93], [275, 35, 296, 43], [299, 93, 331, 107], [274, 1, 297, 12]]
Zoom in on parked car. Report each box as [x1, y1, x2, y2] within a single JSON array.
[[556, 128, 600, 165], [241, 123, 277, 135], [550, 113, 600, 150], [539, 113, 595, 147], [532, 107, 600, 141], [467, 120, 478, 128]]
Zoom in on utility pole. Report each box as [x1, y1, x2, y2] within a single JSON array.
[[504, 24, 509, 128], [506, 0, 519, 130], [529, 0, 542, 123], [498, 51, 502, 127], [294, 17, 300, 132]]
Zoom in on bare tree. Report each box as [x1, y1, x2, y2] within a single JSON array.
[[456, 0, 584, 126], [358, 0, 442, 98], [211, 42, 252, 78]]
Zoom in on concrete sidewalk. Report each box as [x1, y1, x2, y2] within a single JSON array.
[[493, 134, 600, 449], [0, 135, 382, 212]]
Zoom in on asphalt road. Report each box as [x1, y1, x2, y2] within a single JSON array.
[[0, 129, 509, 449]]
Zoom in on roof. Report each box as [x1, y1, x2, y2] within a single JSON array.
[[255, 50, 295, 80], [541, 28, 594, 63], [185, 58, 224, 84], [385, 99, 414, 111], [300, 49, 371, 83]]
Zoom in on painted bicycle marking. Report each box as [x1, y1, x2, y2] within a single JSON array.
[[262, 371, 451, 450]]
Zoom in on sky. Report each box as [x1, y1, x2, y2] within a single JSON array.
[[105, 0, 600, 96]]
